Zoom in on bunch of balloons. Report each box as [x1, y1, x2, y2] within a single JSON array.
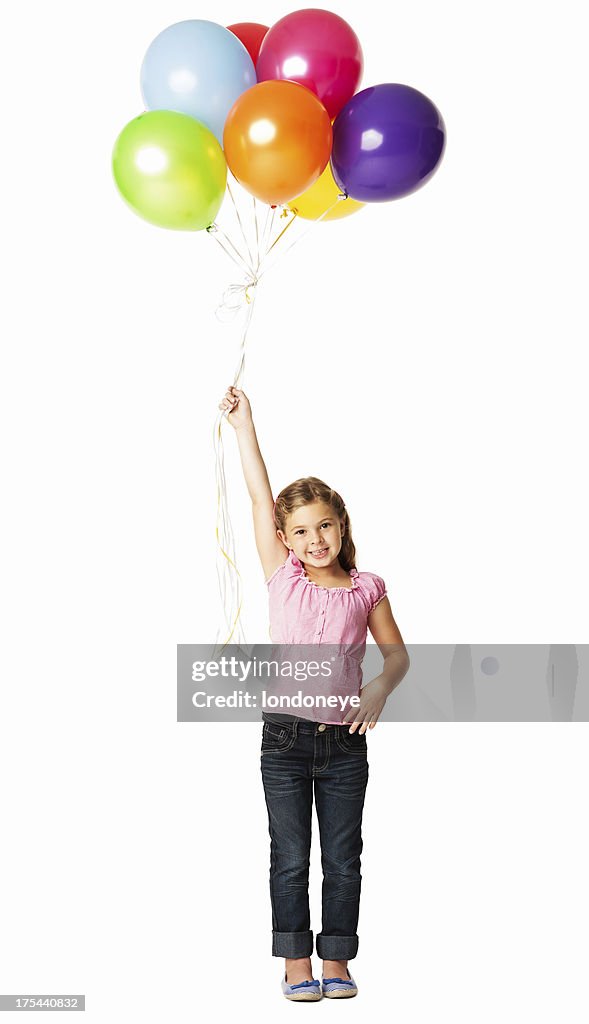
[[112, 9, 446, 231]]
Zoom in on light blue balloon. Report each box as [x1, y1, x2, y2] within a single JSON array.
[[140, 20, 257, 147]]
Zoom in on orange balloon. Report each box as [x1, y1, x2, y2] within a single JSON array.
[[223, 80, 333, 205]]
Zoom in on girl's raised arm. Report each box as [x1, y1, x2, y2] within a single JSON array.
[[218, 385, 288, 581]]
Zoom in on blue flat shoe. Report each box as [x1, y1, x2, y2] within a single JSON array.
[[281, 975, 322, 1001], [322, 972, 358, 998]]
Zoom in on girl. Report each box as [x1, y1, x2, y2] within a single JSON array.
[[218, 384, 410, 1001]]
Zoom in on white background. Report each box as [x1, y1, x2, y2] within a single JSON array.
[[1, 1, 587, 1021]]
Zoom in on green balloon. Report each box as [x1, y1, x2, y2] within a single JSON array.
[[112, 110, 227, 231]]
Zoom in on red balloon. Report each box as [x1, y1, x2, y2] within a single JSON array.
[[227, 22, 269, 66], [257, 9, 363, 120]]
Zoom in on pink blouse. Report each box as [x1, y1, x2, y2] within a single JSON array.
[[265, 549, 387, 723]]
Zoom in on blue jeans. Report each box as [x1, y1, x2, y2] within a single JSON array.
[[260, 713, 369, 961]]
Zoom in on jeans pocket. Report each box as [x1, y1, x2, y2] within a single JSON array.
[[334, 727, 368, 755], [261, 720, 297, 754]]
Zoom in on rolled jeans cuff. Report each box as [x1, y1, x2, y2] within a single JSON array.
[[316, 933, 359, 960], [272, 930, 314, 958]]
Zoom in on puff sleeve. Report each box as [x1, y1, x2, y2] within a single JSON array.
[[358, 572, 388, 614]]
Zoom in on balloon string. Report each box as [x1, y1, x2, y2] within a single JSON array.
[[253, 197, 261, 267], [213, 416, 245, 651], [260, 209, 299, 261], [260, 205, 277, 262], [226, 177, 256, 270], [213, 414, 241, 644], [208, 188, 348, 654], [207, 223, 255, 278], [257, 194, 347, 280], [211, 280, 259, 656]]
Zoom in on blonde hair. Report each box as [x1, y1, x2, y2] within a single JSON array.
[[273, 476, 357, 572]]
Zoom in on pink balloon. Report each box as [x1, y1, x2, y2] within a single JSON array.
[[257, 9, 363, 120]]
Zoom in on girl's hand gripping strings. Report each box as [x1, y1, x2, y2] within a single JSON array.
[[217, 385, 273, 507], [218, 385, 252, 431]]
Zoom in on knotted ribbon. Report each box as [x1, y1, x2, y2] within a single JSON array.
[[215, 276, 259, 323]]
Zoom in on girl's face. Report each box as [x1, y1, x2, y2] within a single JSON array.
[[280, 501, 345, 568]]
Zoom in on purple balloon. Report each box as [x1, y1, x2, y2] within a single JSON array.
[[331, 83, 446, 202]]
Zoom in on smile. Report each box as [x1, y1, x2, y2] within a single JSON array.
[[309, 548, 329, 559]]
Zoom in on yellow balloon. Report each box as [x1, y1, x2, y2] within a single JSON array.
[[288, 162, 365, 222]]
